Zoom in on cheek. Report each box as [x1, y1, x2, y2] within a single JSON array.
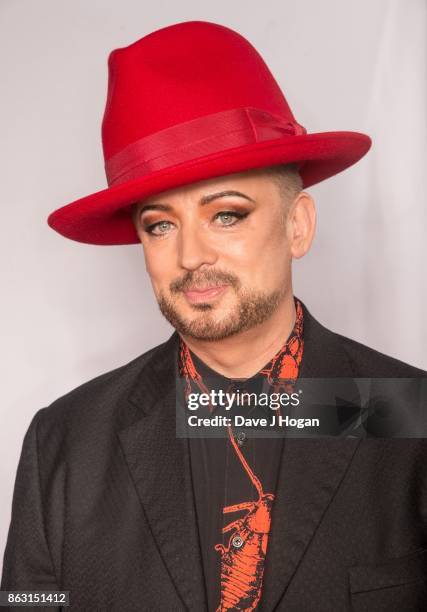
[[142, 245, 173, 288], [221, 223, 289, 277]]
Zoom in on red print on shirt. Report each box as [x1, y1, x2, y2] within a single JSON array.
[[179, 299, 304, 611]]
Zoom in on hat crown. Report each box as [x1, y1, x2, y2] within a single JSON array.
[[102, 21, 296, 161]]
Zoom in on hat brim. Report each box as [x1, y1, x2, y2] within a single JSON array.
[[47, 131, 371, 245]]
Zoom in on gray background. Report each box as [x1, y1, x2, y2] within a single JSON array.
[[1, 0, 426, 573]]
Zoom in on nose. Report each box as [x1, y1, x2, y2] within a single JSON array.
[[178, 223, 218, 271]]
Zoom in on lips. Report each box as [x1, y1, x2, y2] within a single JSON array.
[[183, 285, 228, 303]]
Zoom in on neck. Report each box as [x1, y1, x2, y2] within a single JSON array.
[[179, 292, 296, 379]]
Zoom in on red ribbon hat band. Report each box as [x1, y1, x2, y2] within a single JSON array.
[[47, 21, 371, 245], [105, 108, 307, 187]]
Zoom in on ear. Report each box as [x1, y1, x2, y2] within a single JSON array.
[[287, 191, 316, 259]]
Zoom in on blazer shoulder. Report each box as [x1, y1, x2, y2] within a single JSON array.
[[40, 337, 171, 426], [334, 332, 427, 377]]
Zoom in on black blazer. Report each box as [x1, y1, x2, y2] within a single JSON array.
[[2, 301, 427, 611]]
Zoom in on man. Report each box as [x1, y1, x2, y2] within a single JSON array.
[[2, 20, 426, 612]]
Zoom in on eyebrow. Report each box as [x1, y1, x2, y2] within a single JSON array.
[[200, 190, 255, 205], [137, 190, 255, 215]]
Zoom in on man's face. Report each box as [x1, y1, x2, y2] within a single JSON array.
[[132, 168, 299, 341]]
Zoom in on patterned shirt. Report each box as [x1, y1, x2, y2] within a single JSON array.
[[178, 298, 304, 611]]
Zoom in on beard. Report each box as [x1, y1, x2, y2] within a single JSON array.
[[156, 268, 287, 341]]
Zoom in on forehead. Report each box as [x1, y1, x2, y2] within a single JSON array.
[[136, 167, 281, 209]]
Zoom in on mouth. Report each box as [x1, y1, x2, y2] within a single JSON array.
[[183, 285, 229, 304]]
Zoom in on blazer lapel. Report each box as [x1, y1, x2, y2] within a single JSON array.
[[260, 301, 363, 611], [117, 332, 208, 612]]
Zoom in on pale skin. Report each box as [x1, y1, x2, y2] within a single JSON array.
[[132, 168, 316, 379]]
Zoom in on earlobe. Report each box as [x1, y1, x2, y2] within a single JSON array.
[[289, 192, 316, 259]]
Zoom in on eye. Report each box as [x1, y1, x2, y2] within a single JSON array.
[[144, 220, 174, 236], [214, 211, 249, 226]]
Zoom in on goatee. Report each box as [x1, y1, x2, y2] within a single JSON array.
[[157, 286, 286, 341]]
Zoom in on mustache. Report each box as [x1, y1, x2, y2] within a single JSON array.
[[170, 269, 241, 293]]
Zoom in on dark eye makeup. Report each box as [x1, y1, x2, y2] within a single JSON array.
[[142, 210, 250, 236]]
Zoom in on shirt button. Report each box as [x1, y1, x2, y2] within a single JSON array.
[[236, 431, 246, 446], [232, 535, 244, 548]]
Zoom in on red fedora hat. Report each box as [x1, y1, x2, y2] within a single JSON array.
[[47, 20, 371, 245]]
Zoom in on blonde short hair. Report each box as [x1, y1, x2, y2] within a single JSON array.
[[264, 162, 303, 202]]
